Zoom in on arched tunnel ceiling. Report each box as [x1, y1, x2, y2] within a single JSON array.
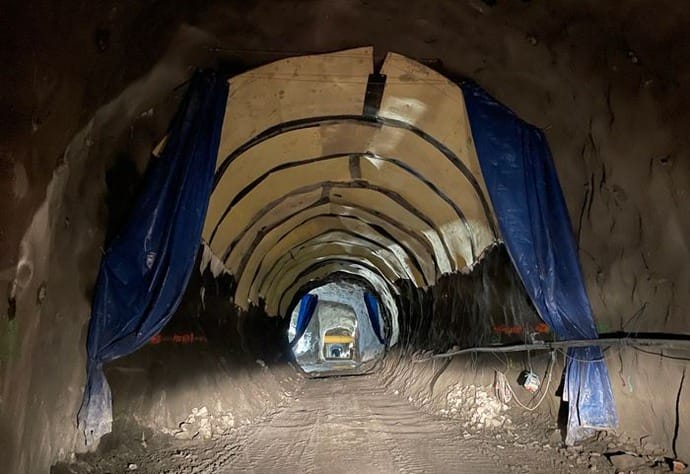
[[200, 47, 498, 315]]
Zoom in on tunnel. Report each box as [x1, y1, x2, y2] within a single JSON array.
[[2, 2, 690, 473]]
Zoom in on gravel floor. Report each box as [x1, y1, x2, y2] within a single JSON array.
[[53, 374, 631, 473]]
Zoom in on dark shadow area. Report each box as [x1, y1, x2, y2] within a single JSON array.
[[395, 244, 547, 353], [92, 250, 299, 450], [104, 153, 142, 246]]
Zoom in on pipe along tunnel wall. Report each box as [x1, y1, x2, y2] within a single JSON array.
[[1, 2, 689, 472]]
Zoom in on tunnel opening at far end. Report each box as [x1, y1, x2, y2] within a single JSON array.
[[287, 276, 390, 376]]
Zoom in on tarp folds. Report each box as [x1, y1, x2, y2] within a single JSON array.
[[364, 292, 386, 345], [77, 70, 228, 444], [291, 293, 319, 345], [462, 81, 617, 444]]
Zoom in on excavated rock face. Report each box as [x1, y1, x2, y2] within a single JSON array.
[[1, 1, 689, 473], [395, 245, 543, 353]]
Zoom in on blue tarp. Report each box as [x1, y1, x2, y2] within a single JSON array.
[[364, 291, 386, 345], [462, 81, 617, 444], [291, 293, 319, 345], [77, 70, 228, 444]]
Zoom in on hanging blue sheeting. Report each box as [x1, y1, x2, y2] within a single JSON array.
[[364, 292, 386, 345], [461, 81, 617, 445], [77, 70, 228, 444], [291, 293, 319, 346]]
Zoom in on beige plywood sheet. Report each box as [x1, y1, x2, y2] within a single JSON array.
[[379, 53, 497, 244], [263, 246, 404, 308], [204, 128, 325, 239], [359, 157, 470, 268], [266, 231, 412, 286], [207, 121, 494, 247], [207, 123, 495, 284], [328, 187, 453, 273], [224, 189, 323, 271], [200, 49, 505, 314], [211, 159, 351, 256], [232, 202, 432, 306], [252, 220, 415, 300], [216, 47, 373, 167], [276, 262, 397, 317], [254, 224, 417, 298]]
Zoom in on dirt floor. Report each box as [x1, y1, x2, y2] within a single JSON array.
[[53, 373, 653, 474]]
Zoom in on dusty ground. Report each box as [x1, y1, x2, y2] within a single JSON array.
[[53, 374, 645, 474]]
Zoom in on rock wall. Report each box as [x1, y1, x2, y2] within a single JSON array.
[[380, 339, 690, 462], [103, 268, 302, 444], [395, 245, 544, 353], [0, 27, 211, 473]]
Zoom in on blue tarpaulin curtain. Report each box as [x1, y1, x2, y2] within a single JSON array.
[[461, 81, 617, 445], [291, 293, 319, 346], [77, 70, 228, 444], [364, 292, 386, 345]]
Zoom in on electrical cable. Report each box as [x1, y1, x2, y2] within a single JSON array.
[[555, 347, 606, 363], [631, 346, 690, 362], [495, 350, 556, 412], [412, 335, 690, 362]]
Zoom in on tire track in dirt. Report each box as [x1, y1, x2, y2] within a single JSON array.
[[219, 375, 509, 473], [64, 374, 605, 473]]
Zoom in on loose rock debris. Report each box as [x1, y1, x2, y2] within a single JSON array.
[[51, 376, 646, 473]]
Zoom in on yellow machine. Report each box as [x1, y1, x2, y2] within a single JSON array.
[[323, 334, 354, 345], [323, 328, 355, 360]]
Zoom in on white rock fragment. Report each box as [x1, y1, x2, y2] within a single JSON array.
[[441, 383, 510, 430]]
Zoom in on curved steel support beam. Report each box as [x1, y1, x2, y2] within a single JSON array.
[[267, 253, 400, 313], [213, 114, 496, 239], [210, 152, 480, 258], [277, 260, 399, 318], [230, 197, 439, 283], [262, 241, 411, 305], [247, 214, 428, 297], [217, 180, 456, 272]]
